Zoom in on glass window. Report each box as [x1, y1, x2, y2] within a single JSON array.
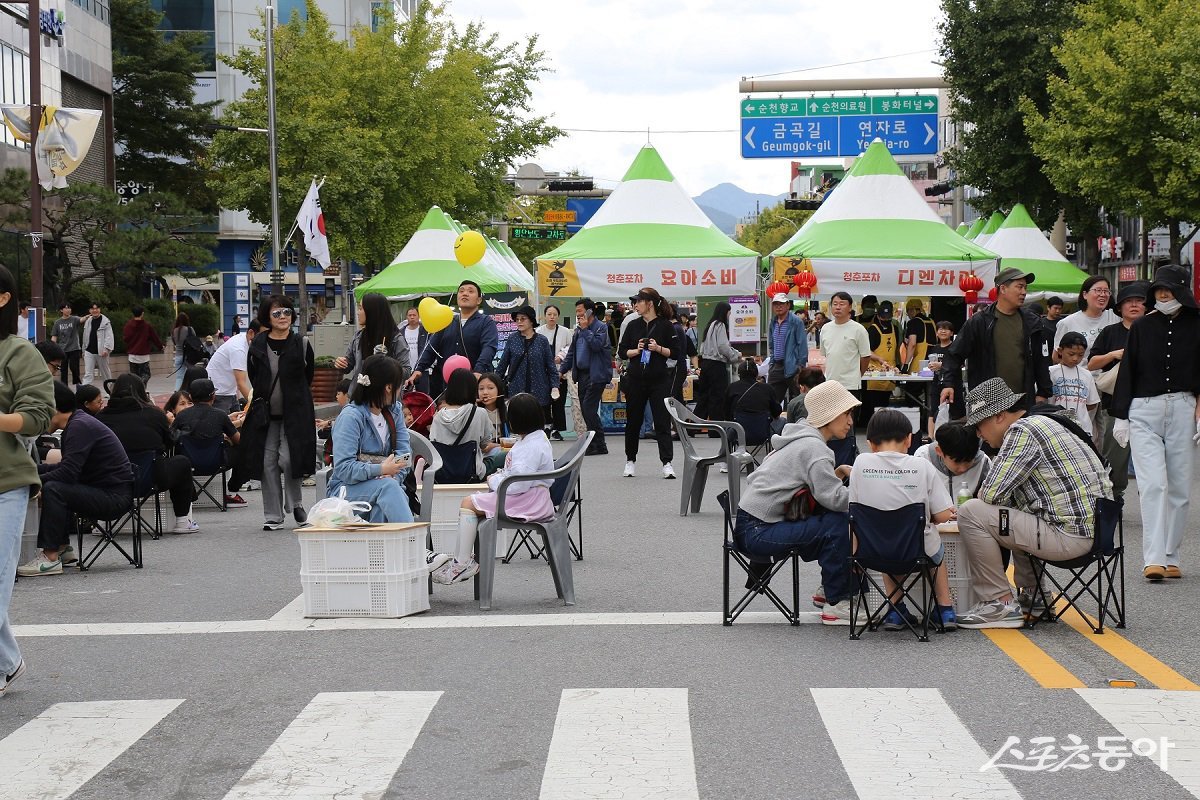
[[150, 0, 215, 32], [276, 0, 308, 23]]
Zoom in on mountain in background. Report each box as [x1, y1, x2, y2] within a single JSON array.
[[693, 183, 787, 234]]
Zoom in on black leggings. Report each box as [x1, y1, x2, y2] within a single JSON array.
[[155, 454, 194, 517], [623, 376, 673, 463], [694, 359, 730, 420], [64, 350, 82, 385]]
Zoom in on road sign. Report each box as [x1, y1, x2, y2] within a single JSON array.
[[511, 226, 568, 241], [741, 114, 938, 158], [544, 210, 576, 223], [740, 95, 938, 117]]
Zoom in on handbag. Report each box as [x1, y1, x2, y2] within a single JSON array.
[[1095, 365, 1119, 395], [784, 487, 822, 521]]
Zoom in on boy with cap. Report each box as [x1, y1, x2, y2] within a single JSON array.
[[955, 378, 1112, 627]]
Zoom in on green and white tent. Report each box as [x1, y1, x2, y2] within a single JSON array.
[[770, 139, 999, 297], [984, 203, 1087, 296], [973, 211, 1006, 248], [356, 206, 531, 300], [955, 222, 969, 236], [964, 217, 986, 240], [535, 145, 759, 299]]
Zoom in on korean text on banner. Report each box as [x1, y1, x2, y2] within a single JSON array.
[[537, 258, 756, 298]]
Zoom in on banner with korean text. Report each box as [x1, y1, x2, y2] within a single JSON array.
[[537, 257, 756, 299], [772, 257, 998, 298]]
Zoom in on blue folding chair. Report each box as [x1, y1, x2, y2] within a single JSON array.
[[176, 434, 229, 512], [848, 502, 941, 641]]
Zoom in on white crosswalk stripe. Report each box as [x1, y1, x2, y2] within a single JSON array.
[[0, 699, 183, 800], [539, 688, 700, 800], [221, 691, 442, 799], [811, 687, 1023, 800]]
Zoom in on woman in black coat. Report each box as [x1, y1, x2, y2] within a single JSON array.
[[240, 295, 316, 530]]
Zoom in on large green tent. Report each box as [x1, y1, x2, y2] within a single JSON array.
[[770, 139, 999, 296], [973, 211, 1006, 248], [985, 203, 1087, 295]]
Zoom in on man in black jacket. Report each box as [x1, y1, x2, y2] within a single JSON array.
[[406, 280, 498, 397], [939, 268, 1052, 410]]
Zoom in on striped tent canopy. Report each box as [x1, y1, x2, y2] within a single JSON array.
[[985, 203, 1087, 295], [973, 211, 1006, 248], [770, 139, 999, 297], [535, 145, 759, 299]]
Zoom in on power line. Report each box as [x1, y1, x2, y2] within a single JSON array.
[[746, 49, 936, 80]]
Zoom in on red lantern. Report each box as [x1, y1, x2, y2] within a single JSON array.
[[793, 271, 817, 298], [987, 287, 998, 302], [767, 281, 791, 298], [959, 271, 984, 304]]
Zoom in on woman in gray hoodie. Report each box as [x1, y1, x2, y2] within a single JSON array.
[[735, 380, 859, 625], [430, 368, 498, 481]]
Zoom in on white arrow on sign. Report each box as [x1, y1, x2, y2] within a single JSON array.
[[923, 121, 936, 145], [924, 99, 935, 109], [810, 101, 819, 113], [744, 103, 754, 114], [744, 126, 757, 149]]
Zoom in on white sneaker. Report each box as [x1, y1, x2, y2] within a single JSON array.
[[430, 560, 456, 585], [662, 463, 676, 479], [623, 461, 636, 478], [425, 550, 453, 572], [448, 558, 480, 584], [718, 462, 728, 474], [17, 553, 62, 577], [172, 518, 199, 534], [820, 600, 853, 626]]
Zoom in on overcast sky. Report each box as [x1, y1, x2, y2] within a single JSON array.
[[446, 0, 946, 197]]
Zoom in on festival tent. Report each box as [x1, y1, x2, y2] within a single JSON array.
[[964, 217, 986, 240], [984, 203, 1087, 295], [769, 139, 1000, 296], [973, 211, 1006, 248], [955, 222, 969, 236], [444, 215, 535, 291], [356, 206, 522, 299], [535, 145, 759, 299]]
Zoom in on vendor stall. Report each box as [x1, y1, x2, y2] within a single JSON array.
[[983, 203, 1087, 298]]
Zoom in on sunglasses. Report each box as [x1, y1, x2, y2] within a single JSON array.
[[270, 308, 294, 319]]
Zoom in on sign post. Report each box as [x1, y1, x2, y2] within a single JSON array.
[[740, 94, 939, 159]]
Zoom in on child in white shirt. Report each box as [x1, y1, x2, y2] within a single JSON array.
[[1049, 331, 1100, 435], [432, 393, 556, 585], [850, 409, 957, 630]]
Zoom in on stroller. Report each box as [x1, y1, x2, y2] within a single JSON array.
[[402, 390, 436, 438]]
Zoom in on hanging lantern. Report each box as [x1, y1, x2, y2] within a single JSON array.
[[793, 271, 817, 298], [987, 287, 998, 302], [766, 280, 791, 298], [959, 272, 984, 304]]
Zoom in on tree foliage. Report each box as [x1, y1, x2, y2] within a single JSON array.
[[1022, 0, 1200, 264], [0, 170, 216, 307], [735, 204, 813, 257], [111, 0, 219, 211], [206, 1, 562, 273]]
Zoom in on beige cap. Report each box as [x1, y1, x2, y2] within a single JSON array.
[[804, 381, 862, 428]]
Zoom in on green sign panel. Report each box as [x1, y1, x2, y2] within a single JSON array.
[[511, 226, 567, 241], [740, 95, 938, 118]]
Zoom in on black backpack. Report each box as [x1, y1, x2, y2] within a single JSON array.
[[181, 328, 207, 366]]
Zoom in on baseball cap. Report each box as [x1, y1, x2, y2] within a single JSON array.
[[995, 267, 1036, 287], [771, 293, 791, 304]]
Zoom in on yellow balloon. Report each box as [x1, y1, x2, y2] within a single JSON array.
[[454, 230, 486, 267], [419, 298, 454, 334]]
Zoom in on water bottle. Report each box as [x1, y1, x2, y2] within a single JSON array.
[[956, 480, 971, 507]]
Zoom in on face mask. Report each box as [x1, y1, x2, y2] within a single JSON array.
[[1156, 298, 1182, 315]]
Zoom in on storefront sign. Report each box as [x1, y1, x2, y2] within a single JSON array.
[[728, 296, 760, 344]]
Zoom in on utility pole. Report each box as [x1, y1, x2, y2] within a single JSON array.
[[265, 4, 282, 294]]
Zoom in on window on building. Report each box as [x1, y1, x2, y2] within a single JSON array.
[[151, 1, 216, 71], [0, 44, 29, 150], [276, 0, 308, 23]]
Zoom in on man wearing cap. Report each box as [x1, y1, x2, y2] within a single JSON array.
[[1110, 265, 1200, 581], [938, 267, 1052, 410], [766, 293, 808, 405], [956, 378, 1112, 628], [860, 299, 903, 423], [407, 279, 498, 397]]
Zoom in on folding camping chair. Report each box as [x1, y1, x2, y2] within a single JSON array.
[[1025, 497, 1125, 633], [848, 502, 941, 641], [126, 449, 163, 541], [733, 409, 773, 468], [76, 460, 142, 571], [504, 432, 590, 562], [717, 490, 801, 626], [176, 433, 229, 512]]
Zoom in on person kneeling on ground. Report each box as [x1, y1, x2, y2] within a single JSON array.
[[18, 382, 132, 576], [850, 409, 958, 631], [327, 355, 417, 527], [432, 393, 555, 586], [733, 381, 859, 625], [955, 378, 1113, 628]]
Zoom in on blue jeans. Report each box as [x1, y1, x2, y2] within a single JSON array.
[[173, 352, 185, 391], [734, 508, 852, 604], [332, 477, 414, 524], [0, 487, 28, 676], [1128, 392, 1195, 568]]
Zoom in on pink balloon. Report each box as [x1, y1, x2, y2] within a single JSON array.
[[442, 354, 472, 383]]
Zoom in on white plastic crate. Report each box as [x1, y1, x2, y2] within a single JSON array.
[[301, 569, 429, 618], [297, 524, 427, 575], [859, 531, 977, 615], [424, 483, 510, 559]]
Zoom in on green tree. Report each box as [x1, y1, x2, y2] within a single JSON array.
[[938, 0, 1105, 261], [112, 0, 219, 211], [1022, 0, 1200, 265], [0, 170, 216, 306], [207, 1, 561, 274], [735, 204, 812, 257]]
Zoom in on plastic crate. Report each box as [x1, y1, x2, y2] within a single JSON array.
[[301, 569, 429, 618], [297, 524, 427, 575], [859, 531, 977, 615], [425, 484, 508, 558]]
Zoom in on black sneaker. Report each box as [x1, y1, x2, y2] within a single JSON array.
[[0, 660, 26, 696], [550, 431, 564, 441], [744, 560, 772, 592], [585, 446, 608, 456], [293, 506, 308, 525]]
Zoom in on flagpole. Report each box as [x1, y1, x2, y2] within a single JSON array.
[[294, 226, 308, 337], [265, 4, 282, 295]]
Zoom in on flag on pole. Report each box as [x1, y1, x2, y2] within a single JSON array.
[[1, 105, 102, 190], [295, 179, 331, 269]]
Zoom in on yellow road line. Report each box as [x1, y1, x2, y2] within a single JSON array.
[[1058, 604, 1200, 691], [982, 629, 1085, 689]]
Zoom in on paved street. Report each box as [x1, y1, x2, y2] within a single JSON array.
[[6, 376, 1200, 798]]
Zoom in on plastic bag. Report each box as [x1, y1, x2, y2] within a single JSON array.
[[933, 402, 951, 432], [306, 486, 372, 528]]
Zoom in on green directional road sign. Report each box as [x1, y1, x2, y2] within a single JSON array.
[[511, 226, 568, 241], [740, 95, 938, 117]]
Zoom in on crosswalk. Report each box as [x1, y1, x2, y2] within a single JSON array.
[[1, 687, 1198, 799]]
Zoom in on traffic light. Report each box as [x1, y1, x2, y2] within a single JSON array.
[[546, 178, 593, 192], [785, 198, 822, 211], [925, 181, 953, 197]]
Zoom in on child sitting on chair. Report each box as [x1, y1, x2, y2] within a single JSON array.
[[431, 393, 555, 586], [850, 409, 958, 631]]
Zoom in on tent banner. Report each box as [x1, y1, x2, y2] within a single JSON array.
[[772, 257, 998, 298], [536, 257, 756, 299]]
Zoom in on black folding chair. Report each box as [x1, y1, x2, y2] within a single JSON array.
[[733, 410, 773, 468], [127, 450, 163, 541], [504, 434, 588, 562], [76, 463, 141, 571], [848, 502, 941, 642], [1026, 497, 1125, 633], [176, 434, 229, 512], [718, 490, 801, 626]]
